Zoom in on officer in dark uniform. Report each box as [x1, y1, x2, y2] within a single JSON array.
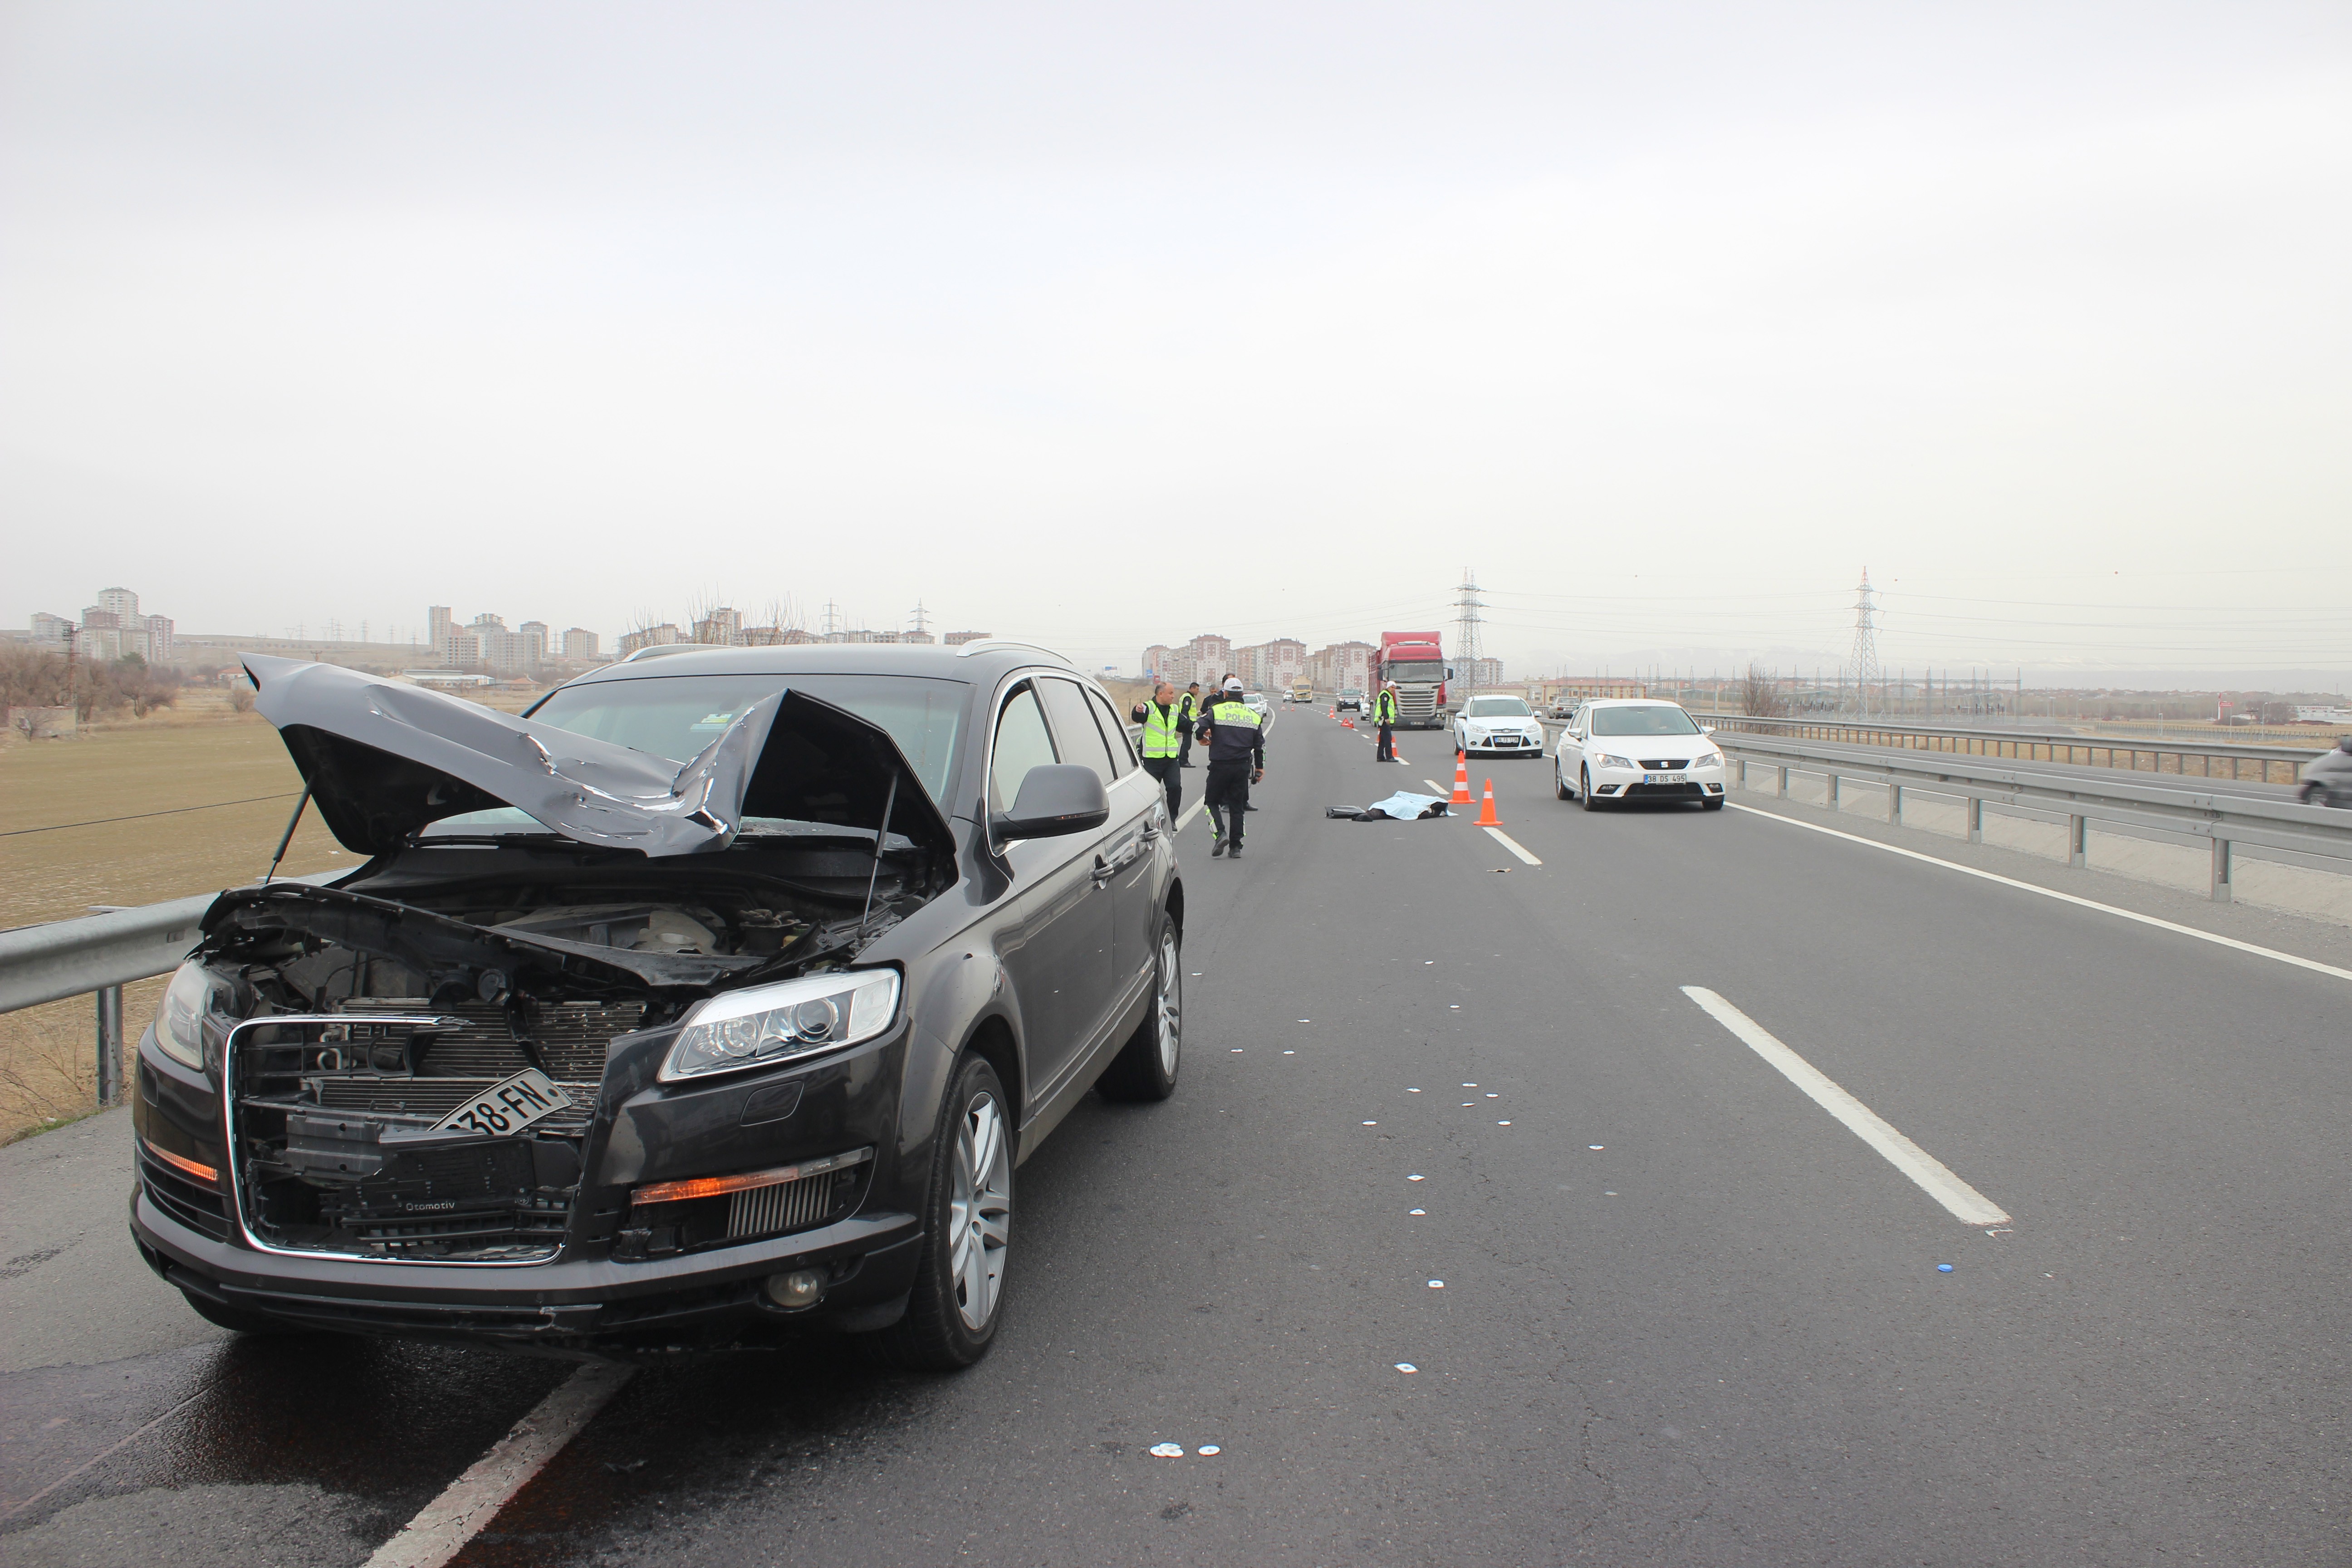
[[1193, 677, 1265, 858], [1176, 681, 1201, 768]]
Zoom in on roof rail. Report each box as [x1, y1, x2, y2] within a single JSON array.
[[620, 643, 706, 663], [952, 640, 1071, 664]]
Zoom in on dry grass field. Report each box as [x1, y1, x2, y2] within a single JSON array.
[[1, 696, 360, 1138]]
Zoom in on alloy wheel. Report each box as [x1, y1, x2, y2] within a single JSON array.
[[949, 1092, 1012, 1331], [1156, 929, 1182, 1075]]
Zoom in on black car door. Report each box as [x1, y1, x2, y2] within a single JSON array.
[[987, 678, 1116, 1107], [1040, 677, 1159, 1025]]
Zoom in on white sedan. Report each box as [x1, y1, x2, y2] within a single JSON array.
[[1554, 698, 1727, 810], [1453, 695, 1546, 758]]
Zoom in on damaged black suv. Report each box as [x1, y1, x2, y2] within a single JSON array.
[[129, 642, 1183, 1368]]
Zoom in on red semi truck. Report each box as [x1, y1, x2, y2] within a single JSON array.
[[1372, 632, 1449, 728]]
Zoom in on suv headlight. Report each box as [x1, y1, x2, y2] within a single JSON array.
[[154, 960, 235, 1070], [1596, 752, 1636, 771], [660, 970, 902, 1083]]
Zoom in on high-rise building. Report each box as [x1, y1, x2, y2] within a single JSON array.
[[30, 612, 70, 646], [618, 624, 681, 657], [562, 628, 600, 661], [146, 615, 174, 664], [693, 607, 744, 645], [518, 621, 549, 666], [97, 587, 139, 626], [428, 607, 454, 662], [942, 631, 994, 646], [1142, 644, 1175, 681]]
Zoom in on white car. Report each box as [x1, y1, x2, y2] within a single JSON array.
[[1554, 698, 1726, 810], [1243, 691, 1274, 729], [1453, 695, 1546, 758]]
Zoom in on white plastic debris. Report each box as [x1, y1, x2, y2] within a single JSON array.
[[1406, 1088, 1421, 1093], [1149, 1443, 1185, 1458], [1362, 1120, 1378, 1126], [1408, 1208, 1426, 1215], [1283, 1049, 1295, 1054], [1197, 1445, 1221, 1456], [1485, 1093, 1499, 1098], [1394, 1362, 1418, 1373], [1463, 1083, 1477, 1088], [1407, 1174, 1425, 1182], [1427, 1279, 1444, 1289], [1498, 1120, 1511, 1126], [1449, 1004, 1460, 1009], [1588, 1145, 1603, 1150]]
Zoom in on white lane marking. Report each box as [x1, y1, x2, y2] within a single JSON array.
[[364, 1362, 635, 1568], [1726, 803, 2352, 985], [1423, 779, 1450, 796], [1176, 799, 1204, 833], [1682, 986, 2010, 1226], [1484, 827, 1542, 865]]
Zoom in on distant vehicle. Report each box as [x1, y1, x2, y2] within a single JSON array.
[[1372, 632, 1447, 728], [1453, 695, 1545, 758], [1289, 681, 1314, 705], [1553, 698, 1726, 810], [1242, 692, 1273, 725], [2301, 738, 2352, 807], [1336, 689, 1366, 713]]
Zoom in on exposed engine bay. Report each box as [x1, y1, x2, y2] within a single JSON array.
[[203, 838, 943, 1264]]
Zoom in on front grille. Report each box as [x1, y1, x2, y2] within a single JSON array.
[[1624, 781, 1704, 799], [140, 1148, 232, 1240], [316, 998, 643, 1133], [1640, 758, 1691, 769]]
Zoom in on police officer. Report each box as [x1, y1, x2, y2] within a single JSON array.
[[1176, 681, 1202, 768], [1194, 676, 1265, 858], [1373, 680, 1400, 762], [1129, 681, 1185, 821]]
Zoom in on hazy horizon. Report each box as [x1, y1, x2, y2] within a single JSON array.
[[6, 3, 2347, 687]]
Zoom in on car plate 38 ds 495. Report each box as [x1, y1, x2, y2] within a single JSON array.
[[433, 1068, 573, 1136], [1643, 771, 1687, 784]]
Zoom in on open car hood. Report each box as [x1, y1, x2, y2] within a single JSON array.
[[244, 654, 956, 860]]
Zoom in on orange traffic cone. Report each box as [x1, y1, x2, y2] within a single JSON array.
[[1343, 716, 1356, 729], [1475, 778, 1502, 827], [1450, 756, 1472, 805]]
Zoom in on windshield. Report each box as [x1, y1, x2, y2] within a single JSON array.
[[1465, 697, 1532, 717], [524, 671, 969, 803], [1590, 704, 1702, 737]]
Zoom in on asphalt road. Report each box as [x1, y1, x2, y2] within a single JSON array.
[[9, 708, 2352, 1565]]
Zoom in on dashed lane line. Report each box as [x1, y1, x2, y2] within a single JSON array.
[[1484, 828, 1542, 866], [1726, 801, 2352, 985], [363, 1363, 635, 1568], [1682, 986, 2012, 1227]]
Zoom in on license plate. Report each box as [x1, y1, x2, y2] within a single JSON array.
[[433, 1068, 573, 1136], [1644, 772, 1686, 784]]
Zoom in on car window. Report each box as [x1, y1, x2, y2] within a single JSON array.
[[1086, 688, 1139, 774], [527, 672, 969, 808], [1590, 704, 1703, 737], [989, 684, 1060, 813], [1039, 677, 1118, 789]]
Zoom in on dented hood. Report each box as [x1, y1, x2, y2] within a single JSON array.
[[245, 654, 955, 860]]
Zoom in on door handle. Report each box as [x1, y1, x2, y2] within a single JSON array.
[[1092, 853, 1116, 882]]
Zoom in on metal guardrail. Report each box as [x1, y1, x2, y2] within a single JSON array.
[[1691, 714, 2321, 786], [0, 872, 340, 1110], [1707, 731, 2352, 902]]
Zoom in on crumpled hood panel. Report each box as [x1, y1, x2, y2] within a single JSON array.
[[244, 655, 951, 861]]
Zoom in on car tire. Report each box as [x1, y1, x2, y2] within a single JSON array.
[[180, 1289, 306, 1336], [1580, 765, 1605, 812], [868, 1054, 1014, 1372], [1098, 921, 1181, 1102], [1555, 762, 1573, 801]]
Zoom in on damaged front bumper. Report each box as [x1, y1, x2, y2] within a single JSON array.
[[128, 1013, 927, 1354]]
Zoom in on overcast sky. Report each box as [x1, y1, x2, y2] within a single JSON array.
[[5, 2, 2347, 684]]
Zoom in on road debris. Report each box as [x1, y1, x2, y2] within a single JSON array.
[[1197, 1445, 1222, 1456], [1937, 1264, 1954, 1273], [1427, 1279, 1445, 1289], [1409, 1208, 1426, 1215], [1149, 1443, 1185, 1458], [1395, 1363, 1418, 1373]]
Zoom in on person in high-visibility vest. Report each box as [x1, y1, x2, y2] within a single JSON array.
[[1129, 681, 1185, 822], [1373, 681, 1400, 762], [1193, 677, 1266, 858], [1176, 682, 1202, 769]]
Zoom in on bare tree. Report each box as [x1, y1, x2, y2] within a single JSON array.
[[1740, 663, 1787, 718]]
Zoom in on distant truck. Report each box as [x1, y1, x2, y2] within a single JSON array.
[[1372, 632, 1449, 728], [1289, 680, 1314, 705]]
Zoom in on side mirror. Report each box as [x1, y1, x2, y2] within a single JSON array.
[[1700, 725, 1715, 735], [991, 764, 1109, 843], [1446, 666, 1455, 681]]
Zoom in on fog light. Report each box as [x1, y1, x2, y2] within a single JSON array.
[[765, 1268, 826, 1309]]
